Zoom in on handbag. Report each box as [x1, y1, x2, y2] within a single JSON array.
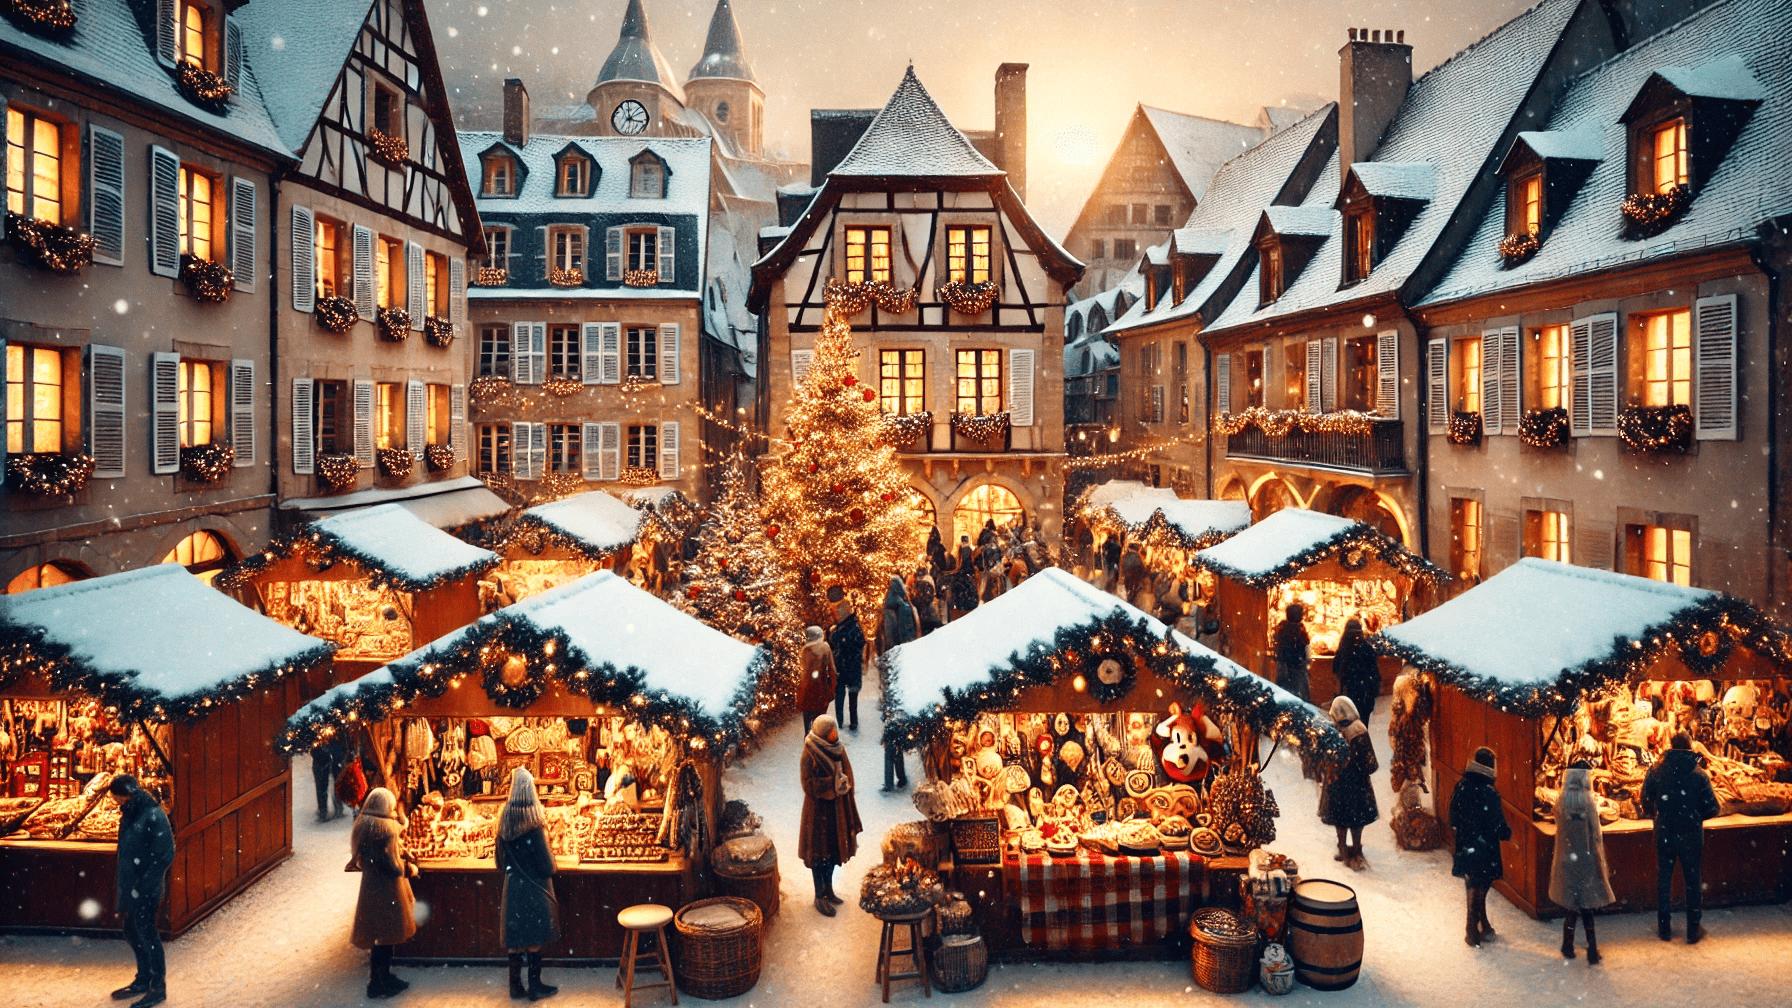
[[336, 760, 368, 808]]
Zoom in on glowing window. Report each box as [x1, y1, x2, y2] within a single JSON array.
[[1454, 336, 1482, 413], [1648, 119, 1688, 194], [844, 226, 891, 284], [5, 107, 61, 224], [879, 350, 925, 416], [952, 483, 1024, 546], [1536, 324, 1569, 410], [955, 349, 1002, 416], [1641, 309, 1691, 407], [946, 226, 991, 284], [179, 166, 212, 260], [161, 530, 231, 584]]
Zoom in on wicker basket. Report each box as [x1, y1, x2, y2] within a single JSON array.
[[930, 933, 989, 993], [673, 897, 763, 1000], [1191, 907, 1260, 994], [947, 813, 1001, 865], [712, 862, 780, 920]]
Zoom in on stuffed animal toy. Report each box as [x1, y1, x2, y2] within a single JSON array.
[[1153, 702, 1224, 783]]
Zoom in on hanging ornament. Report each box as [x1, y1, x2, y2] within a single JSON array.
[[862, 389, 876, 402], [689, 585, 704, 596], [767, 526, 779, 538], [734, 590, 747, 602], [880, 493, 893, 503], [850, 507, 866, 523], [843, 375, 858, 387], [831, 483, 845, 494], [809, 463, 818, 473]]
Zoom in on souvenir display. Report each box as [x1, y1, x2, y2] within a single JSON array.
[[1268, 578, 1400, 656], [259, 579, 413, 660], [858, 857, 946, 917], [0, 699, 170, 843]]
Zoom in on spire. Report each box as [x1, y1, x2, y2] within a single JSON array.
[[596, 0, 682, 95], [829, 66, 1002, 178], [690, 0, 756, 83]]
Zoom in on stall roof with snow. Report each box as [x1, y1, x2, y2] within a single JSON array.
[[281, 476, 512, 531], [1102, 497, 1253, 550], [509, 491, 645, 559], [1193, 508, 1445, 588], [221, 503, 501, 594], [1078, 480, 1164, 513], [0, 565, 334, 722], [278, 570, 764, 754], [878, 568, 1343, 763], [1375, 558, 1792, 717]]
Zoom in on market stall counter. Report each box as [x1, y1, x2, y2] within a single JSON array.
[[278, 570, 765, 963], [485, 490, 644, 606], [880, 568, 1346, 961], [1, 566, 334, 936], [1376, 559, 1792, 919]]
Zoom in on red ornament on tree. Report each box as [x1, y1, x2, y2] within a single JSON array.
[[850, 507, 866, 523], [734, 590, 747, 602], [767, 526, 779, 538], [843, 375, 858, 386], [880, 493, 892, 502], [862, 389, 876, 402], [689, 585, 704, 596]]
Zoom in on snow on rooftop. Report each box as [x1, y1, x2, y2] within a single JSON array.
[[1379, 558, 1714, 687], [1652, 53, 1765, 102], [285, 476, 509, 531], [759, 225, 793, 239], [1144, 240, 1171, 265], [1510, 128, 1605, 163], [1109, 497, 1253, 542], [828, 67, 1002, 178], [233, 0, 371, 152], [310, 503, 499, 587], [1194, 508, 1361, 579], [1140, 106, 1272, 203], [1083, 480, 1160, 511], [1263, 205, 1337, 237], [515, 491, 643, 553], [1172, 228, 1232, 256], [0, 565, 331, 705], [595, 0, 684, 101], [1348, 161, 1438, 201]]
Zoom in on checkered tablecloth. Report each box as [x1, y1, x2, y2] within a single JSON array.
[[1012, 850, 1203, 949]]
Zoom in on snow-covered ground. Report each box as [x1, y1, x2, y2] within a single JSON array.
[[3, 679, 1787, 1007]]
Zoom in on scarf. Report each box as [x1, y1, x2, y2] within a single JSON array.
[[805, 714, 852, 797], [499, 767, 548, 840], [1464, 760, 1496, 779]]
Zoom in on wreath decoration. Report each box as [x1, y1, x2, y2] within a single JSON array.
[[315, 296, 359, 332], [1519, 407, 1570, 448], [1677, 624, 1736, 676], [317, 454, 359, 491], [424, 316, 455, 347], [5, 452, 94, 496], [936, 279, 1000, 315], [376, 306, 411, 341], [5, 214, 95, 275], [1339, 544, 1371, 572], [425, 444, 457, 472], [1448, 411, 1483, 446], [179, 255, 234, 302], [377, 447, 415, 480]]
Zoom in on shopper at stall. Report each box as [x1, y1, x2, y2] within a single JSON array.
[[927, 526, 949, 574], [1272, 603, 1312, 703], [350, 787, 417, 999], [831, 601, 868, 731], [498, 768, 560, 1000], [109, 775, 174, 1008], [799, 626, 837, 735], [1551, 762, 1615, 963], [1100, 533, 1122, 584], [880, 577, 920, 791], [1642, 733, 1721, 944], [312, 732, 348, 822], [1450, 747, 1511, 948], [799, 713, 863, 916], [1320, 696, 1379, 870], [1119, 541, 1147, 600], [912, 565, 943, 635], [1334, 617, 1381, 723]]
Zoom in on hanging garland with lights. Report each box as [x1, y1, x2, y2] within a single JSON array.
[[171, 61, 233, 114], [950, 411, 1010, 446], [1213, 407, 1381, 438], [376, 306, 411, 341], [620, 466, 660, 486], [315, 295, 359, 333], [376, 447, 415, 480], [533, 472, 586, 503], [623, 269, 660, 288], [1192, 521, 1448, 590], [6, 213, 95, 274], [1519, 406, 1570, 448], [1083, 503, 1240, 552], [825, 278, 918, 315], [424, 316, 455, 347], [1622, 184, 1692, 239], [543, 374, 583, 398], [180, 443, 234, 484], [470, 373, 511, 403], [878, 411, 932, 449], [476, 266, 508, 286], [935, 279, 1000, 315], [1618, 404, 1693, 454], [316, 453, 360, 491], [1498, 230, 1540, 268], [424, 443, 456, 472], [179, 255, 234, 302], [1448, 410, 1483, 446], [1, 0, 76, 35], [548, 268, 584, 288], [367, 128, 408, 164], [1063, 432, 1207, 470], [620, 373, 661, 396], [218, 515, 499, 596], [5, 452, 95, 496]]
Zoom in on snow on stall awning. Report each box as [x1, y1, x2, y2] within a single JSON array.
[[278, 571, 763, 754], [1078, 480, 1162, 512], [306, 505, 500, 591], [0, 565, 333, 723], [283, 476, 511, 531], [1107, 497, 1253, 549], [511, 491, 644, 559], [1193, 508, 1446, 588]]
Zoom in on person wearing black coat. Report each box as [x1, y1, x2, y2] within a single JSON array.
[[926, 526, 949, 574], [110, 775, 174, 1008], [947, 537, 979, 618], [830, 606, 867, 731], [497, 769, 560, 1000], [1449, 747, 1511, 948], [1333, 617, 1381, 723], [1642, 733, 1721, 943], [312, 733, 349, 822], [1100, 534, 1122, 583]]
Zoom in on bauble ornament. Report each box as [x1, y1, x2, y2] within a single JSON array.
[[862, 389, 876, 402], [843, 375, 858, 386]]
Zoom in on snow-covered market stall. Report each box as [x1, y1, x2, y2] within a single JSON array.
[[879, 567, 1345, 960], [0, 566, 334, 935], [219, 504, 500, 681], [486, 491, 645, 605], [1194, 509, 1445, 705], [1082, 488, 1253, 618], [1376, 559, 1792, 918], [277, 570, 763, 961]]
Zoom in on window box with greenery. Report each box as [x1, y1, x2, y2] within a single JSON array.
[[936, 279, 999, 315], [315, 295, 359, 333], [1519, 407, 1571, 448], [623, 268, 659, 288], [475, 266, 508, 286], [951, 410, 1010, 446], [1620, 184, 1692, 239], [5, 452, 93, 497], [424, 443, 456, 472], [6, 214, 95, 275], [2, 0, 77, 37], [316, 453, 359, 492], [179, 442, 234, 484], [171, 60, 233, 115], [1448, 410, 1483, 446], [367, 128, 408, 164], [1498, 230, 1539, 268], [179, 254, 234, 302], [619, 466, 659, 486], [375, 306, 411, 341], [424, 316, 454, 347], [377, 447, 415, 479], [879, 411, 932, 451], [549, 268, 585, 288], [1618, 404, 1693, 454]]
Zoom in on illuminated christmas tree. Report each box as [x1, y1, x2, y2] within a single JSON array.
[[761, 301, 926, 624]]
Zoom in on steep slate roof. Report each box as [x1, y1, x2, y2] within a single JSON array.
[[459, 132, 712, 219], [233, 0, 372, 151], [689, 0, 755, 82], [1348, 161, 1438, 201], [1262, 205, 1336, 237], [1141, 105, 1273, 203], [828, 66, 1003, 178], [1422, 0, 1792, 305], [596, 0, 684, 100]]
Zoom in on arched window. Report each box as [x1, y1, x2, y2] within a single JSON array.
[[5, 560, 89, 594], [952, 484, 1025, 546], [162, 531, 233, 584], [1066, 313, 1084, 342], [715, 100, 731, 123]]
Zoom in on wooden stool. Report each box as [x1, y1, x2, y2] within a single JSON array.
[[617, 903, 678, 1008], [874, 910, 932, 1003]]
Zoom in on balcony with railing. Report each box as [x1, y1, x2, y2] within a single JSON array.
[[1225, 419, 1408, 475]]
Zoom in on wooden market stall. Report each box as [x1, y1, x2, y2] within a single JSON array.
[[1193, 509, 1446, 705], [220, 503, 501, 693], [1376, 559, 1792, 920], [0, 565, 334, 936], [278, 570, 764, 963], [880, 567, 1346, 961], [487, 491, 645, 605]]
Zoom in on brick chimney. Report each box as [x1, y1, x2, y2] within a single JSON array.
[[1338, 28, 1410, 169], [994, 62, 1028, 202], [503, 78, 530, 147]]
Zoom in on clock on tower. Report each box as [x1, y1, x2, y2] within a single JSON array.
[[612, 100, 649, 136]]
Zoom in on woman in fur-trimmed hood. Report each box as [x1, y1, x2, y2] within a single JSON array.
[[497, 768, 560, 999], [1319, 695, 1379, 870], [1550, 763, 1615, 964], [798, 713, 863, 916], [350, 787, 417, 998]]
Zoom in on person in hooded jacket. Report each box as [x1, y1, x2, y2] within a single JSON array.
[[109, 775, 175, 1008], [879, 576, 920, 790], [1272, 604, 1312, 703], [497, 768, 559, 999], [830, 601, 868, 731], [1319, 696, 1379, 870], [1450, 747, 1511, 948], [912, 565, 942, 635], [1333, 617, 1381, 723], [1642, 733, 1721, 943], [1119, 542, 1147, 599], [926, 526, 949, 574], [799, 713, 863, 916], [947, 536, 980, 619], [1551, 762, 1615, 963], [798, 626, 837, 734], [1100, 534, 1122, 584], [350, 787, 417, 999]]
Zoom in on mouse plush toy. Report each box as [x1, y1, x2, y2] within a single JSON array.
[[1153, 702, 1225, 783]]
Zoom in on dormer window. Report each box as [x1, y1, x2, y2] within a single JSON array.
[[1259, 240, 1285, 304], [552, 145, 594, 197], [373, 86, 399, 137], [629, 151, 670, 198], [1512, 174, 1542, 235], [1343, 209, 1373, 285], [1643, 118, 1688, 194], [483, 155, 515, 196], [1619, 56, 1763, 237], [1336, 163, 1433, 286]]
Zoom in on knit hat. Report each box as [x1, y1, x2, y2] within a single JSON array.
[[1472, 746, 1496, 768]]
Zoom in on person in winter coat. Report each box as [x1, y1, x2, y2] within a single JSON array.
[[1320, 696, 1380, 870], [830, 604, 868, 731], [1333, 617, 1381, 723], [799, 713, 863, 916], [497, 768, 559, 999], [1550, 763, 1615, 963], [313, 732, 348, 822], [912, 566, 943, 635], [948, 536, 980, 619], [1100, 534, 1122, 584], [1450, 747, 1512, 948], [926, 526, 949, 575], [1272, 604, 1312, 703], [879, 576, 920, 790], [1642, 733, 1721, 943], [1119, 542, 1147, 599], [977, 519, 999, 548], [350, 787, 418, 998], [798, 626, 837, 734], [109, 775, 174, 1008]]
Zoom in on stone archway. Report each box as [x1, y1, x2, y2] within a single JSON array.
[[4, 559, 93, 594], [1329, 485, 1409, 545], [952, 482, 1027, 546], [1217, 476, 1248, 501], [1250, 475, 1300, 520]]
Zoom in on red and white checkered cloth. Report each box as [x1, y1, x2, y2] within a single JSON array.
[[1013, 850, 1203, 949]]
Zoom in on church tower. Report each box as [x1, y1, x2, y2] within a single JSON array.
[[586, 0, 687, 138], [684, 0, 764, 158]]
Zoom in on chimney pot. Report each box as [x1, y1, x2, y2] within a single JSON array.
[[1339, 29, 1413, 167], [502, 78, 530, 148], [1397, 30, 1405, 43], [1348, 27, 1357, 40]]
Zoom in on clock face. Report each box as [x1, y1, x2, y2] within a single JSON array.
[[612, 100, 649, 136]]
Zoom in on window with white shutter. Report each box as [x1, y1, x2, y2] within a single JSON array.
[[580, 324, 603, 385], [352, 225, 376, 320], [1375, 330, 1399, 418], [1498, 327, 1520, 433], [406, 241, 425, 329], [449, 383, 466, 454], [598, 323, 620, 384], [1480, 329, 1505, 435], [229, 358, 255, 465], [150, 352, 180, 474], [510, 322, 535, 385], [657, 225, 675, 283], [1151, 385, 1165, 424], [352, 379, 375, 467], [1215, 353, 1232, 415], [598, 422, 621, 480], [291, 377, 315, 474], [659, 323, 680, 385], [1320, 337, 1338, 412], [1426, 337, 1447, 435], [529, 422, 547, 479], [1007, 348, 1036, 427], [87, 345, 127, 478], [1694, 294, 1737, 441], [290, 206, 315, 312], [449, 258, 465, 326], [515, 322, 545, 384], [148, 146, 181, 278], [228, 177, 256, 291], [1571, 313, 1619, 436], [791, 349, 814, 386], [658, 420, 680, 480], [155, 0, 177, 66], [579, 422, 601, 479], [86, 126, 125, 266], [406, 379, 426, 455], [606, 226, 623, 280]]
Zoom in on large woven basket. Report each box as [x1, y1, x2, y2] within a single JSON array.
[[673, 897, 763, 1000], [1191, 907, 1260, 994], [712, 862, 780, 920], [930, 934, 989, 993]]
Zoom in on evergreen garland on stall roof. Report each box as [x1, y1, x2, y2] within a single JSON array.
[[1192, 521, 1448, 590], [216, 521, 499, 595]]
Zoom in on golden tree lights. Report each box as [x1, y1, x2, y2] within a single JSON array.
[[760, 302, 926, 625]]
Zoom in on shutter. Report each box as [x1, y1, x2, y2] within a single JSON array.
[[87, 126, 126, 265], [228, 177, 256, 291], [599, 322, 621, 384], [605, 226, 623, 280], [1151, 385, 1164, 424], [406, 241, 425, 328], [291, 378, 315, 474], [529, 323, 547, 384], [86, 345, 127, 478], [229, 358, 255, 466], [791, 349, 814, 386], [449, 258, 465, 324], [1582, 312, 1618, 436], [1570, 316, 1592, 436], [1305, 340, 1322, 413], [659, 323, 681, 385], [509, 422, 530, 479], [352, 379, 374, 467], [290, 205, 316, 312], [449, 383, 467, 455], [530, 422, 547, 480], [1480, 331, 1503, 435], [225, 17, 242, 92], [658, 421, 679, 480], [406, 379, 426, 455], [1008, 348, 1035, 426], [1426, 337, 1447, 435], [1215, 353, 1231, 415], [599, 422, 621, 481], [1694, 294, 1738, 440], [1376, 330, 1398, 418], [511, 322, 536, 384], [657, 225, 675, 282], [582, 422, 603, 479], [148, 146, 181, 278], [582, 323, 604, 385], [1321, 337, 1338, 412], [352, 225, 376, 320], [1498, 327, 1520, 434], [155, 0, 177, 67], [150, 352, 180, 474]]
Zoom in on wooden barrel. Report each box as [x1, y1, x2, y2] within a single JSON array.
[[712, 864, 780, 920], [1288, 880, 1362, 991]]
